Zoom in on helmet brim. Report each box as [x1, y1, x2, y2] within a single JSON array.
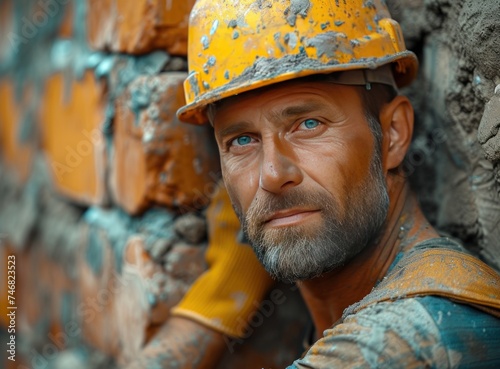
[[177, 51, 418, 125]]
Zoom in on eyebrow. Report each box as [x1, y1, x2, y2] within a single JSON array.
[[215, 100, 329, 141], [216, 121, 253, 142], [266, 101, 328, 125]]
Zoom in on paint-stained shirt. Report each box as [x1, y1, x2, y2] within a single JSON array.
[[287, 239, 500, 368]]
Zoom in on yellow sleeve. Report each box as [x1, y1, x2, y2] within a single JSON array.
[[171, 183, 275, 338]]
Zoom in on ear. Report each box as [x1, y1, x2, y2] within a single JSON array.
[[378, 95, 414, 171]]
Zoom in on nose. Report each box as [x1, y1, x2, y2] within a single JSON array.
[[259, 139, 303, 194]]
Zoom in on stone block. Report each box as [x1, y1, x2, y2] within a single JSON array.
[[87, 0, 196, 56], [173, 213, 207, 244], [111, 72, 220, 215], [163, 242, 206, 286], [121, 236, 206, 333], [40, 70, 108, 206], [0, 79, 35, 183], [78, 207, 184, 361], [117, 236, 158, 363]]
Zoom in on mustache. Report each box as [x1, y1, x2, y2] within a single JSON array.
[[245, 188, 332, 225]]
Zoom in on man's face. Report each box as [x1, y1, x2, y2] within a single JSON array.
[[213, 81, 389, 282]]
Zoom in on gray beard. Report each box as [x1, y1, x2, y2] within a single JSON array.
[[232, 142, 389, 283]]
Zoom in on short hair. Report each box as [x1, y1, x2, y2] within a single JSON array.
[[359, 83, 398, 149]]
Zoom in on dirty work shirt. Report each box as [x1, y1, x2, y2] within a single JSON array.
[[287, 238, 500, 369]]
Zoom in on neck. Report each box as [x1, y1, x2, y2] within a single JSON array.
[[297, 179, 439, 338]]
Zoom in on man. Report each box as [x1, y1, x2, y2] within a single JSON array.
[[128, 0, 500, 368], [174, 0, 500, 367]]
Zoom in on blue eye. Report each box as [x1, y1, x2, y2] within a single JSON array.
[[301, 119, 320, 129], [233, 135, 252, 146]]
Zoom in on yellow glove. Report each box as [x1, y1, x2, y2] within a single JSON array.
[[171, 183, 274, 338]]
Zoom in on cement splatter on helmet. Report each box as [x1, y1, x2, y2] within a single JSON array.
[[177, 0, 418, 124]]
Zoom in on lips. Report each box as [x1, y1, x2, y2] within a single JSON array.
[[263, 209, 321, 227]]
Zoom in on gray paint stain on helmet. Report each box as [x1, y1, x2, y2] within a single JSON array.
[[285, 0, 311, 27], [304, 32, 350, 58]]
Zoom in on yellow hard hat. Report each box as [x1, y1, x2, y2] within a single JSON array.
[[177, 0, 418, 124]]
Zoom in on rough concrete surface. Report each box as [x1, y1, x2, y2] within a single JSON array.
[[388, 0, 500, 270]]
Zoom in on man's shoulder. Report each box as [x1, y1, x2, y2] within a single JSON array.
[[289, 297, 446, 369], [345, 237, 500, 319], [290, 238, 500, 369], [293, 296, 500, 369], [347, 296, 500, 368], [406, 236, 469, 255]]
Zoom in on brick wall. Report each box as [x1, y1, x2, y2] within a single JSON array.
[[0, 1, 309, 368], [0, 0, 210, 366]]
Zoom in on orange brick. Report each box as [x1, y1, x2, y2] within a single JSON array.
[[111, 72, 220, 215], [77, 231, 157, 362], [87, 0, 196, 55], [40, 70, 108, 206], [123, 236, 204, 327], [0, 79, 35, 183], [76, 227, 159, 361], [117, 236, 158, 363]]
